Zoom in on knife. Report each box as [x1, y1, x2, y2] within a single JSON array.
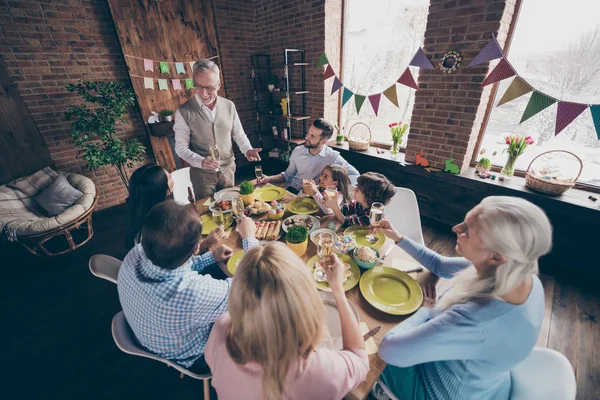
[[363, 325, 381, 341]]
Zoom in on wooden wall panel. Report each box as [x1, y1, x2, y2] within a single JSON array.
[[0, 58, 53, 185], [107, 0, 223, 172]]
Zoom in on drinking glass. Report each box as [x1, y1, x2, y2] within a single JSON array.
[[255, 165, 263, 186], [209, 145, 220, 172], [212, 207, 224, 229], [325, 185, 337, 200], [366, 202, 384, 243], [232, 196, 244, 220], [316, 231, 335, 269]]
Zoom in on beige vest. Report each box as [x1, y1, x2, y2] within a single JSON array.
[[177, 96, 236, 166]]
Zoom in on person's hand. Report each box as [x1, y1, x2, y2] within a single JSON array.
[[321, 254, 345, 293], [323, 190, 339, 209], [204, 225, 223, 248], [245, 148, 262, 162], [421, 283, 437, 309], [201, 156, 220, 171], [212, 243, 233, 263], [257, 175, 270, 186], [302, 179, 318, 196], [371, 219, 403, 243], [236, 215, 256, 239]]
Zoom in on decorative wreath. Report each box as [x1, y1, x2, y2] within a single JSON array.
[[439, 50, 463, 74]]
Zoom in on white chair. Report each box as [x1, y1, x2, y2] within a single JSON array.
[[170, 167, 193, 205], [509, 348, 576, 400], [112, 311, 212, 399], [385, 187, 424, 245], [89, 254, 122, 283]]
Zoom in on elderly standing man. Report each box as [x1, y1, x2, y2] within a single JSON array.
[[174, 59, 262, 199]]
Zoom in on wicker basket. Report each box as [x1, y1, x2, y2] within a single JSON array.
[[347, 122, 372, 151], [525, 150, 582, 196]]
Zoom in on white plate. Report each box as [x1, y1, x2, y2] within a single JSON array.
[[282, 215, 320, 234], [309, 228, 336, 245], [209, 200, 233, 214], [318, 291, 360, 351], [214, 187, 240, 201]]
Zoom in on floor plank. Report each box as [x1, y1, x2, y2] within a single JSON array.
[[536, 274, 556, 348], [547, 281, 579, 375], [576, 288, 600, 399]]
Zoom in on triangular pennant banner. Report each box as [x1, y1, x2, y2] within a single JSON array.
[[355, 95, 366, 114], [555, 101, 588, 136], [383, 85, 399, 107], [467, 35, 505, 67], [341, 88, 354, 107], [331, 76, 343, 95], [397, 67, 419, 90], [189, 62, 196, 72], [590, 105, 600, 140], [157, 79, 168, 91], [497, 76, 533, 106], [316, 52, 329, 68], [143, 59, 154, 72], [481, 58, 516, 87], [159, 62, 170, 74], [172, 79, 182, 91], [175, 62, 186, 74], [369, 94, 382, 116], [143, 77, 154, 90], [520, 91, 557, 123], [409, 48, 434, 69], [185, 78, 194, 90], [323, 65, 335, 80]]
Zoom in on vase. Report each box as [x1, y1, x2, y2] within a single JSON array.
[[390, 142, 400, 160], [268, 84, 275, 92], [501, 154, 519, 179]]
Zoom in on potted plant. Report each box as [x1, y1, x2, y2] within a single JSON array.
[[65, 80, 146, 189], [388, 122, 408, 159], [476, 157, 491, 174], [239, 180, 255, 205], [267, 74, 278, 92], [336, 134, 345, 145], [286, 225, 309, 257], [161, 109, 174, 122]]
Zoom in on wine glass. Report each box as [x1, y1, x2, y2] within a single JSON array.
[[316, 231, 335, 269], [255, 165, 263, 187], [209, 144, 220, 172], [325, 185, 337, 200], [231, 196, 244, 221], [366, 202, 384, 243], [212, 207, 224, 230]]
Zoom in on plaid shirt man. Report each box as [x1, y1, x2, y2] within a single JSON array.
[[117, 238, 258, 367]]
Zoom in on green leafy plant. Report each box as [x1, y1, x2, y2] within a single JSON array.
[[336, 134, 345, 142], [240, 180, 255, 195], [65, 81, 145, 189], [267, 74, 279, 86], [476, 157, 491, 169], [286, 225, 308, 244], [160, 109, 173, 116]]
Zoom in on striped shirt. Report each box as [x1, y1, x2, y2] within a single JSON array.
[[341, 200, 370, 228]]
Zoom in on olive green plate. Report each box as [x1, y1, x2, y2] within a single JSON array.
[[307, 254, 360, 292], [344, 225, 386, 249], [255, 186, 286, 202], [200, 213, 233, 235], [287, 197, 320, 215], [359, 267, 423, 315], [227, 250, 244, 275]]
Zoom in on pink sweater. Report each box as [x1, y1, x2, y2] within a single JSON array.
[[205, 313, 369, 400]]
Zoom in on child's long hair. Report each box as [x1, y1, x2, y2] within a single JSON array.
[[324, 164, 351, 203]]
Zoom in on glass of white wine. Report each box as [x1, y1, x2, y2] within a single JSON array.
[[316, 231, 335, 269], [325, 185, 337, 200], [255, 165, 263, 187], [212, 207, 224, 230], [366, 202, 384, 243], [209, 144, 220, 172], [231, 196, 244, 221]]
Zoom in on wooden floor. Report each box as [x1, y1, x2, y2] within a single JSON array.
[[2, 204, 598, 399]]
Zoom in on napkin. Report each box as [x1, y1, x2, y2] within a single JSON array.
[[359, 322, 378, 355], [202, 198, 212, 206], [391, 259, 421, 278]]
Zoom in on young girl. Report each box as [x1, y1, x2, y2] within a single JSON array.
[[300, 164, 351, 214], [325, 172, 396, 228]]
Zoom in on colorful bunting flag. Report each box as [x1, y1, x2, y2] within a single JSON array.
[[555, 101, 588, 135], [409, 48, 434, 69], [481, 58, 516, 87], [341, 88, 354, 107], [172, 79, 182, 91], [467, 35, 504, 67], [175, 62, 186, 74], [189, 61, 196, 73], [159, 62, 170, 74], [323, 65, 335, 80], [520, 91, 557, 123], [316, 52, 329, 68], [331, 76, 343, 95], [369, 94, 382, 116], [397, 67, 419, 90], [143, 77, 154, 89], [185, 78, 194, 90], [158, 79, 168, 90], [590, 105, 600, 140], [383, 85, 399, 107], [355, 95, 366, 114], [497, 76, 533, 106], [143, 59, 154, 72]]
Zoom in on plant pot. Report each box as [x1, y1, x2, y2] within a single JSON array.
[[268, 84, 275, 92], [163, 115, 172, 122], [286, 239, 308, 257], [240, 192, 255, 206], [476, 166, 490, 174]]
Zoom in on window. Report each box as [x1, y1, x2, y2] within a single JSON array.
[[477, 0, 600, 188], [341, 0, 429, 146]]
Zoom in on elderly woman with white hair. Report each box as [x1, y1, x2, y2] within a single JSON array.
[[371, 196, 553, 400]]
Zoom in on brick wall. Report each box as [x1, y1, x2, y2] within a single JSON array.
[[405, 0, 518, 170], [0, 0, 151, 210]]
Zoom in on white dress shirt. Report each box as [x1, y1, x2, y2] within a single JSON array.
[[174, 95, 253, 168]]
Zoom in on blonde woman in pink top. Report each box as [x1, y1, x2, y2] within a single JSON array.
[[205, 242, 368, 400]]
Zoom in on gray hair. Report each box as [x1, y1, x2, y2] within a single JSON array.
[[437, 196, 553, 310], [193, 59, 219, 75]]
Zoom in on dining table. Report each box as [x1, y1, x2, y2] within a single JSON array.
[[195, 184, 439, 400]]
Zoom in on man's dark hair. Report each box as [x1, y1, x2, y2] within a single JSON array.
[[357, 172, 397, 207], [313, 118, 336, 140], [141, 200, 203, 270]]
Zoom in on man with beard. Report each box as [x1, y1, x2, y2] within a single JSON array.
[[257, 118, 359, 194], [174, 59, 262, 199]]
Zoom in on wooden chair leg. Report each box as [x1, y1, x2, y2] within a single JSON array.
[[203, 378, 210, 400]]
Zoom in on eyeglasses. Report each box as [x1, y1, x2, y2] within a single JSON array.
[[193, 83, 220, 93]]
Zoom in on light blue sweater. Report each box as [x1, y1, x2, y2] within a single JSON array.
[[379, 237, 545, 400]]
